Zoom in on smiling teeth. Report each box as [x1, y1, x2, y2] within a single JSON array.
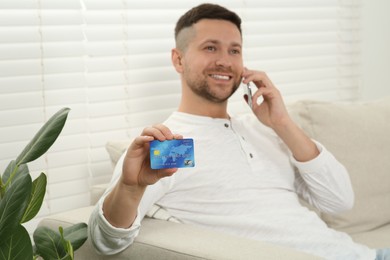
[[212, 74, 230, 80]]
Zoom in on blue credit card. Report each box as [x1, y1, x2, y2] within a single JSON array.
[[149, 138, 195, 169]]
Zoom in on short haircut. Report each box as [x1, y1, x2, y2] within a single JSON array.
[[174, 3, 242, 51]]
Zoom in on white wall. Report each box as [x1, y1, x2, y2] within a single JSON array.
[[360, 0, 390, 100]]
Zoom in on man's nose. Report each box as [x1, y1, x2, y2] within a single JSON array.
[[215, 52, 232, 67]]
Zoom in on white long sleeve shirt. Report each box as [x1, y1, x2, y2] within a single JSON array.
[[89, 112, 376, 260]]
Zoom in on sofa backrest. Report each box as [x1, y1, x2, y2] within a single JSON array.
[[288, 97, 390, 234]]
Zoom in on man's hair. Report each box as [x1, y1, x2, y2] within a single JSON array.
[[174, 3, 242, 51]]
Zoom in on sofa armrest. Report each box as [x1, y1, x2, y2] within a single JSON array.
[[38, 206, 321, 260]]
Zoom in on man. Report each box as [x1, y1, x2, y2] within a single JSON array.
[[89, 3, 388, 259]]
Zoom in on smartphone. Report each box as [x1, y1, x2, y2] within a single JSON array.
[[243, 83, 253, 109]]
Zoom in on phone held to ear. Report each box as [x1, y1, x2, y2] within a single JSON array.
[[243, 83, 253, 109]]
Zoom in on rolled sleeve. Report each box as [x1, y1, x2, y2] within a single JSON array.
[[88, 199, 142, 255], [290, 140, 326, 174], [292, 141, 354, 214]]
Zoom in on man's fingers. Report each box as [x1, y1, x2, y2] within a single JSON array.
[[141, 127, 166, 141], [173, 133, 183, 140], [141, 124, 177, 141], [155, 168, 178, 179], [242, 70, 275, 90], [153, 124, 175, 139], [137, 167, 178, 186], [132, 135, 154, 148]]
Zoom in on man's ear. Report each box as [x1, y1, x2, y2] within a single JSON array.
[[171, 48, 184, 73]]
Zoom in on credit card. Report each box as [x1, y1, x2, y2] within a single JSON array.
[[150, 138, 195, 169]]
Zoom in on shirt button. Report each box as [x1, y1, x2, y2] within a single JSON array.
[[249, 153, 253, 158], [224, 123, 229, 128]]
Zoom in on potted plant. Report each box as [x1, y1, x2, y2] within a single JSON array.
[[0, 108, 88, 259]]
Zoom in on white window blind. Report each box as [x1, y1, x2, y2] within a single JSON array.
[[0, 0, 89, 232], [0, 0, 361, 233]]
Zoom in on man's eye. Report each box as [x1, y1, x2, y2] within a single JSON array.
[[230, 49, 241, 55], [206, 46, 216, 51]]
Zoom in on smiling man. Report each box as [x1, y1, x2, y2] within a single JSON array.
[[89, 4, 388, 260], [173, 18, 243, 114]]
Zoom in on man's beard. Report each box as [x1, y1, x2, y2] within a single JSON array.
[[185, 70, 241, 103]]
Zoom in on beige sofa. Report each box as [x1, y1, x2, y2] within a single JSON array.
[[39, 98, 390, 259]]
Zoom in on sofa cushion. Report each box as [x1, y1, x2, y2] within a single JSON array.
[[350, 223, 390, 249], [105, 140, 131, 167], [288, 97, 390, 235], [39, 207, 320, 260], [90, 183, 110, 205]]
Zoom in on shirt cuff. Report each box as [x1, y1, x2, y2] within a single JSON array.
[[97, 199, 141, 238], [290, 140, 329, 174]]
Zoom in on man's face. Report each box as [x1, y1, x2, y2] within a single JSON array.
[[180, 19, 244, 104]]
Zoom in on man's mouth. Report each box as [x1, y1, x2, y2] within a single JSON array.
[[210, 74, 232, 81]]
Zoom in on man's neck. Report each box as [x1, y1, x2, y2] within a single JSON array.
[[178, 98, 229, 119]]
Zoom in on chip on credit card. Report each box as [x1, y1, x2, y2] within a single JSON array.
[[150, 138, 195, 169]]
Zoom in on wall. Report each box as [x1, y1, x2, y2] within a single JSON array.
[[360, 0, 390, 100]]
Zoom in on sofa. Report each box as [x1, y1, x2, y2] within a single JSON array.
[[38, 97, 390, 259]]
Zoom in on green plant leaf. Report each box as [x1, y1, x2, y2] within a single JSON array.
[[62, 223, 88, 251], [0, 171, 32, 245], [65, 240, 74, 260], [33, 223, 88, 260], [59, 226, 74, 260], [33, 226, 64, 259], [1, 160, 16, 184], [1, 161, 29, 196], [15, 107, 70, 165], [0, 224, 33, 260], [21, 173, 47, 223]]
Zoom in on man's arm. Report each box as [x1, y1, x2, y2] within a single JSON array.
[[241, 69, 319, 162], [103, 124, 182, 228], [89, 124, 182, 255], [293, 143, 354, 213], [241, 69, 353, 212]]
